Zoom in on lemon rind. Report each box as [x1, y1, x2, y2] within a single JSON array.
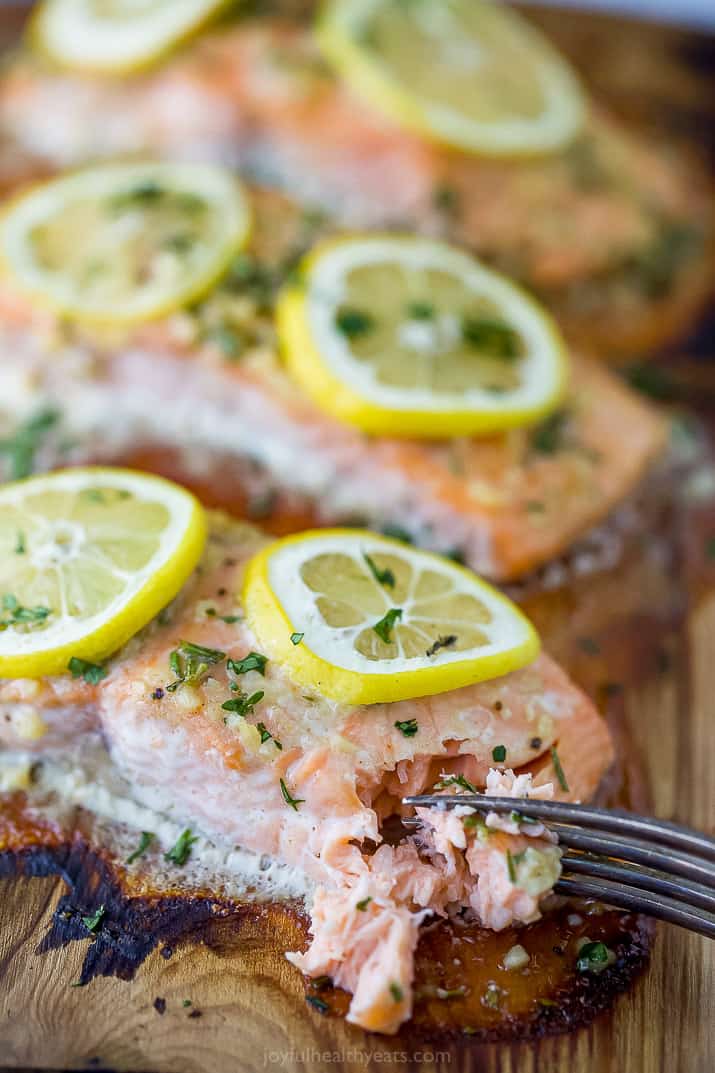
[[29, 0, 237, 77], [243, 528, 541, 705], [316, 0, 586, 158], [277, 235, 569, 439], [0, 467, 207, 679], [0, 163, 252, 327]]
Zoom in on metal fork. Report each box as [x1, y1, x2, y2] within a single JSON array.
[[402, 795, 715, 939]]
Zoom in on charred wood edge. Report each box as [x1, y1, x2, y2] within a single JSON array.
[[0, 837, 283, 986], [1, 835, 655, 1044]]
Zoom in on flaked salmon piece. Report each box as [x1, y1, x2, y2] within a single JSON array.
[[0, 20, 710, 355], [0, 189, 667, 581], [0, 515, 612, 1032]]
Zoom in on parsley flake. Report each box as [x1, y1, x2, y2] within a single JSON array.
[[389, 982, 404, 1003], [126, 831, 154, 865], [462, 316, 520, 359], [394, 718, 419, 738], [228, 652, 268, 676], [335, 306, 375, 338], [434, 773, 478, 794], [0, 594, 51, 630], [280, 778, 305, 811], [68, 657, 108, 685], [492, 745, 506, 763], [290, 632, 304, 645], [164, 828, 198, 866], [166, 641, 225, 692], [373, 607, 403, 644], [550, 745, 570, 792], [222, 690, 264, 718], [256, 722, 282, 750], [364, 552, 395, 589], [576, 940, 611, 974], [0, 407, 60, 480], [81, 905, 105, 933], [356, 897, 372, 911]]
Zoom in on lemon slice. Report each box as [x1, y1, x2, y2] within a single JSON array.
[[243, 529, 539, 704], [277, 235, 567, 438], [31, 0, 233, 75], [0, 468, 206, 679], [0, 162, 251, 326], [317, 0, 585, 156]]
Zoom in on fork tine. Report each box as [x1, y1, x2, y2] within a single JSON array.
[[550, 826, 715, 888], [555, 875, 715, 939], [560, 853, 715, 912], [402, 796, 715, 861]]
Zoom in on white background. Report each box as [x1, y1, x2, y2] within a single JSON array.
[[519, 0, 715, 30]]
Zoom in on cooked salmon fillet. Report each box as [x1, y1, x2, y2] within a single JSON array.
[[0, 17, 711, 356], [0, 514, 613, 1033], [0, 188, 666, 582]]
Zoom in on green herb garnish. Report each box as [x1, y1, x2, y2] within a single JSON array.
[[222, 690, 264, 718], [372, 607, 403, 644], [406, 301, 435, 320], [166, 641, 226, 691], [356, 897, 372, 911], [290, 632, 304, 645], [364, 552, 395, 589], [576, 940, 611, 973], [228, 652, 268, 676], [550, 745, 569, 792], [434, 773, 478, 794], [0, 407, 60, 480], [462, 316, 520, 359], [81, 905, 105, 933], [14, 532, 26, 555], [126, 831, 154, 865], [389, 982, 404, 1003], [164, 828, 198, 866], [67, 657, 108, 685], [280, 778, 305, 811], [492, 745, 506, 763], [394, 718, 419, 738], [530, 409, 569, 455], [0, 594, 51, 630], [255, 722, 282, 749], [335, 306, 375, 338]]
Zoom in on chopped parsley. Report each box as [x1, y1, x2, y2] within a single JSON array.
[[334, 306, 375, 338], [81, 905, 105, 933], [126, 831, 154, 865], [0, 594, 51, 630], [425, 634, 457, 658], [14, 532, 25, 555], [432, 184, 460, 216], [222, 690, 264, 718], [0, 407, 60, 480], [530, 410, 569, 455], [506, 849, 524, 884], [372, 607, 403, 644], [380, 524, 414, 545], [205, 608, 241, 623], [68, 657, 108, 685], [109, 180, 165, 210], [164, 828, 198, 867], [434, 773, 478, 794], [462, 316, 520, 359], [550, 745, 570, 792], [256, 722, 282, 750], [228, 651, 268, 677], [394, 718, 419, 738], [406, 301, 435, 320], [492, 745, 506, 763], [389, 982, 404, 1003], [290, 632, 304, 645], [356, 897, 372, 911], [364, 552, 395, 589], [280, 778, 305, 811], [166, 641, 226, 692], [576, 940, 611, 974]]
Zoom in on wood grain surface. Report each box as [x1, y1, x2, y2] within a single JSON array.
[[1, 4, 714, 1072]]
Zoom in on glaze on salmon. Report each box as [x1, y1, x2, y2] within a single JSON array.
[[0, 17, 711, 355], [0, 515, 614, 1033]]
